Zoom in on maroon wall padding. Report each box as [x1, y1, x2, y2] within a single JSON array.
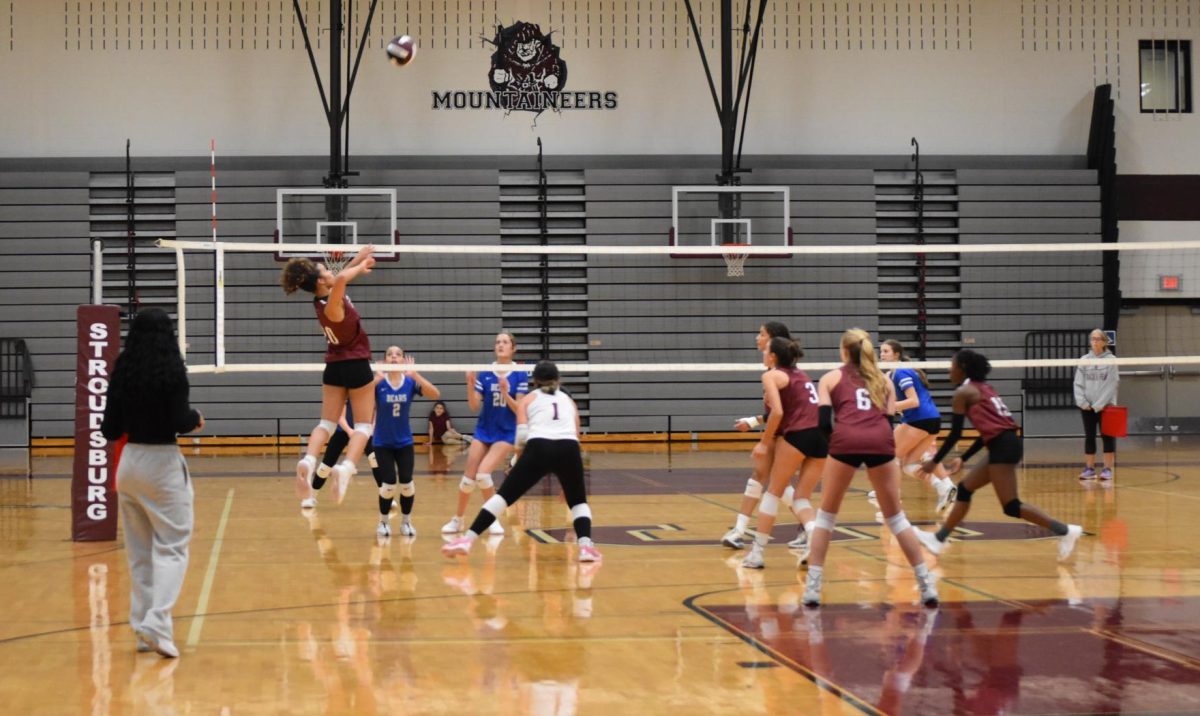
[[71, 305, 122, 542], [1117, 175, 1200, 221]]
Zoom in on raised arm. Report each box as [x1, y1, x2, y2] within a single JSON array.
[[322, 246, 375, 323]]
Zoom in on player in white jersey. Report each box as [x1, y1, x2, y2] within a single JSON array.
[[442, 361, 601, 562]]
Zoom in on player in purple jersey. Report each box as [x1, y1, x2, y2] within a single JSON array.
[[442, 331, 528, 536], [913, 349, 1083, 561], [280, 247, 376, 507], [723, 321, 808, 550], [803, 329, 938, 609]]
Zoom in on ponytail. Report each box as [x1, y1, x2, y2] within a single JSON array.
[[843, 328, 889, 411]]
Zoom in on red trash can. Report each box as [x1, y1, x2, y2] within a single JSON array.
[[1101, 405, 1128, 438]]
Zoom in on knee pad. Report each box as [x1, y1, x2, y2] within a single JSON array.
[[792, 497, 812, 515], [570, 503, 592, 522], [458, 475, 476, 494], [398, 481, 415, 498], [476, 473, 495, 490], [367, 451, 378, 469], [885, 511, 913, 536], [316, 463, 332, 479], [743, 478, 763, 501], [815, 509, 838, 532], [378, 483, 398, 500], [353, 422, 373, 438], [482, 494, 509, 517], [955, 482, 973, 503], [317, 419, 337, 434], [759, 493, 780, 517], [1002, 498, 1023, 518]]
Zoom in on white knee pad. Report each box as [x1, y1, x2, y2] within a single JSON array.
[[316, 463, 332, 479], [367, 452, 378, 469], [378, 483, 398, 500], [398, 482, 415, 498], [458, 475, 476, 494], [353, 422, 373, 438], [482, 494, 509, 517], [792, 497, 812, 515], [317, 419, 337, 434], [885, 512, 913, 536], [743, 478, 763, 500], [570, 503, 592, 522], [759, 493, 780, 517], [815, 509, 838, 532], [476, 473, 495, 490]]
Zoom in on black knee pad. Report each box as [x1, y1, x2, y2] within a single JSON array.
[[1002, 498, 1023, 518], [955, 482, 973, 503]]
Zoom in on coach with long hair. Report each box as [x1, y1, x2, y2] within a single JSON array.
[[101, 308, 203, 658]]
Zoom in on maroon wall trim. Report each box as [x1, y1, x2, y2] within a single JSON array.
[[1117, 175, 1200, 221]]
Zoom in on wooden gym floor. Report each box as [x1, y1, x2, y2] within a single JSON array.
[[2, 437, 1200, 715]]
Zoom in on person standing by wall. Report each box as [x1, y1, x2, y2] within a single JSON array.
[[1074, 329, 1119, 480]]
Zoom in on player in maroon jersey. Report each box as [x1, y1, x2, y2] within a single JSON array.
[[741, 336, 827, 569], [280, 246, 377, 506], [802, 329, 938, 609], [914, 349, 1083, 560]]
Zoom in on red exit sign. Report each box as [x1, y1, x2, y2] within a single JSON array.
[[1159, 275, 1182, 291]]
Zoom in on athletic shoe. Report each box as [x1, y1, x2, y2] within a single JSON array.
[[721, 527, 746, 550], [1078, 466, 1097, 480], [441, 516, 464, 533], [1099, 467, 1113, 480], [1058, 524, 1083, 562], [399, 518, 416, 537], [866, 490, 879, 507], [936, 485, 957, 514], [786, 529, 808, 550], [801, 569, 823, 608], [487, 519, 505, 535], [441, 535, 473, 558], [741, 545, 765, 570], [915, 569, 940, 608], [295, 457, 316, 498], [135, 629, 179, 659], [299, 496, 317, 510], [376, 519, 391, 538], [136, 634, 153, 653], [578, 538, 602, 563], [914, 528, 946, 556], [330, 463, 353, 505]]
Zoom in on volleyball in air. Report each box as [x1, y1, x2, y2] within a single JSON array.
[[386, 35, 416, 67]]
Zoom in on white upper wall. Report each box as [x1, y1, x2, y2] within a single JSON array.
[[1, 0, 1196, 170]]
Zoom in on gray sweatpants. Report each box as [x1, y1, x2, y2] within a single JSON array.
[[117, 443, 194, 645]]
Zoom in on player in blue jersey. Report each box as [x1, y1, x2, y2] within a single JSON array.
[[880, 340, 956, 513], [442, 331, 529, 535], [371, 345, 440, 538]]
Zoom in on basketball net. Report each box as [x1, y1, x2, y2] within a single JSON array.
[[722, 243, 749, 278], [324, 250, 349, 274]]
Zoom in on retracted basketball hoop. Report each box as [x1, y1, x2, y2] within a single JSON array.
[[722, 243, 750, 278]]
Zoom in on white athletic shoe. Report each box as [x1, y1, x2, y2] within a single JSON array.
[[399, 517, 416, 537], [914, 528, 947, 556], [578, 537, 602, 563], [441, 516, 464, 534], [376, 519, 391, 538], [295, 456, 316, 498], [487, 519, 505, 536], [786, 529, 808, 550], [135, 634, 154, 653], [299, 496, 317, 510], [721, 527, 746, 550], [915, 569, 940, 608], [134, 629, 179, 659], [1058, 524, 1084, 562], [866, 490, 879, 507], [741, 545, 765, 570], [802, 569, 823, 608], [936, 484, 957, 514], [330, 463, 354, 505]]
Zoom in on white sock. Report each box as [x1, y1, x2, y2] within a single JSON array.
[[735, 514, 750, 532]]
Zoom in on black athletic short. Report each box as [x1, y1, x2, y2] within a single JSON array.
[[830, 453, 895, 469], [782, 428, 829, 458], [905, 418, 941, 436], [986, 430, 1023, 465], [322, 358, 374, 389]]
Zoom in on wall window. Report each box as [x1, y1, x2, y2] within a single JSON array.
[[1140, 40, 1193, 113]]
